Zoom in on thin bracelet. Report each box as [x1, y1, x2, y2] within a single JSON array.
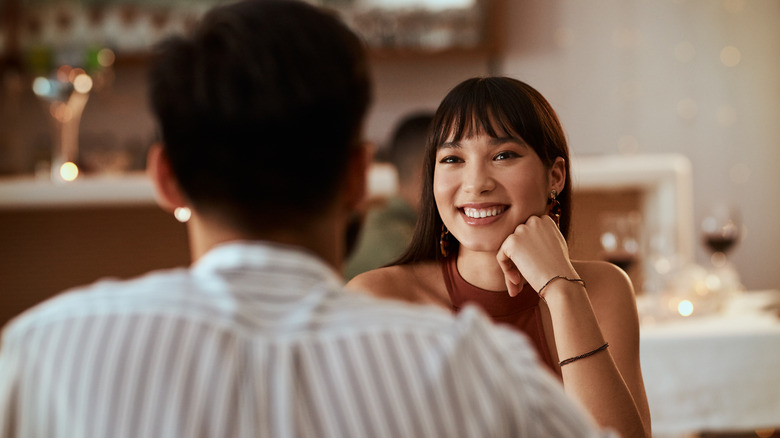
[[537, 275, 586, 295], [559, 342, 609, 367]]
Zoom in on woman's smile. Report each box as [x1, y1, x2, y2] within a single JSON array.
[[459, 204, 509, 225]]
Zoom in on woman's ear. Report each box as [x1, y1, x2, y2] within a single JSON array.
[[146, 143, 187, 213], [549, 156, 566, 194]]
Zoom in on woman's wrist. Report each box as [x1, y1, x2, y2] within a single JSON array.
[[538, 275, 585, 294], [537, 274, 587, 300]]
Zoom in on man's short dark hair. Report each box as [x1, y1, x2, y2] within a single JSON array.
[[148, 0, 371, 232]]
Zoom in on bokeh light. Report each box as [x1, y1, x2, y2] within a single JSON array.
[[60, 162, 79, 181], [97, 48, 116, 68], [720, 45, 741, 67], [678, 300, 694, 317], [73, 73, 93, 93], [32, 77, 51, 97], [676, 98, 698, 119]]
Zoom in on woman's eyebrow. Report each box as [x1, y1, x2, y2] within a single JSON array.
[[438, 137, 527, 150], [438, 141, 462, 150], [488, 136, 526, 147]]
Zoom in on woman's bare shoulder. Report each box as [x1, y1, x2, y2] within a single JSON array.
[[346, 262, 449, 306], [347, 265, 416, 296], [573, 260, 635, 296], [572, 259, 639, 322]]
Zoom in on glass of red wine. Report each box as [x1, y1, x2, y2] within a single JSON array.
[[701, 202, 741, 267]]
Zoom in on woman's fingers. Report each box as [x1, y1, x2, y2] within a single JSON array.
[[498, 215, 576, 294], [497, 242, 525, 297]]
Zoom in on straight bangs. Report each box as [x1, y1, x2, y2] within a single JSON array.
[[396, 76, 573, 266], [432, 79, 549, 164]]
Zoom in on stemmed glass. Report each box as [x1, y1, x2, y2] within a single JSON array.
[[698, 201, 745, 308], [599, 211, 642, 273], [700, 202, 741, 268]]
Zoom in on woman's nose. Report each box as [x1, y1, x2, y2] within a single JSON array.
[[462, 162, 495, 194]]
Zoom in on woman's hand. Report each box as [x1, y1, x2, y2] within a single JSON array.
[[496, 215, 578, 296]]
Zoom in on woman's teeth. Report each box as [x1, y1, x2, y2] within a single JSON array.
[[463, 206, 505, 218]]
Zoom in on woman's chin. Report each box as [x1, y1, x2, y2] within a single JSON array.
[[456, 240, 503, 255]]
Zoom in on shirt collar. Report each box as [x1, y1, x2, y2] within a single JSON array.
[[192, 240, 344, 289]]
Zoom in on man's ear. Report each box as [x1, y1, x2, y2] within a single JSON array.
[[146, 143, 188, 213], [549, 156, 566, 194], [343, 141, 371, 211]]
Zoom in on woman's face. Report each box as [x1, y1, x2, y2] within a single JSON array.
[[433, 130, 561, 254]]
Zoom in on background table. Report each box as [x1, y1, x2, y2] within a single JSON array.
[[639, 290, 780, 437]]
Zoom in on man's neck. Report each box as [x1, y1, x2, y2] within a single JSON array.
[[185, 213, 346, 272]]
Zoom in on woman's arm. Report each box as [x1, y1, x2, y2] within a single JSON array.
[[545, 263, 650, 438], [497, 215, 651, 438]]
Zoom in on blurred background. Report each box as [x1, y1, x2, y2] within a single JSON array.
[[2, 0, 778, 293], [1, 0, 778, 300], [1, 1, 780, 437]]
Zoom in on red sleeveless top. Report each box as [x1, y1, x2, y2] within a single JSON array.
[[441, 255, 557, 372]]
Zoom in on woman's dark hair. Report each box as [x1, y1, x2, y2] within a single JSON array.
[[148, 0, 371, 232], [394, 76, 573, 265]]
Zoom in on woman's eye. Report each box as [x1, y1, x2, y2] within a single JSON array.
[[439, 155, 463, 164], [494, 151, 519, 161]]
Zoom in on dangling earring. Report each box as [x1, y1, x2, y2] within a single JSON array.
[[439, 225, 451, 258], [547, 190, 561, 228], [174, 207, 191, 223]]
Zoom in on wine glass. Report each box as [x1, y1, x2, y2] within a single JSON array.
[[699, 202, 745, 309], [599, 211, 642, 273], [700, 202, 741, 268]]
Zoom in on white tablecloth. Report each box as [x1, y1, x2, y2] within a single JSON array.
[[639, 290, 780, 437]]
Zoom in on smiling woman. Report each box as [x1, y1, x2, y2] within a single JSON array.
[[348, 76, 651, 438], [433, 134, 559, 257]]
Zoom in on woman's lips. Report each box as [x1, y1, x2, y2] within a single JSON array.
[[459, 205, 508, 225]]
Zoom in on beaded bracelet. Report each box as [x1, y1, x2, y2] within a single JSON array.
[[559, 342, 609, 367], [537, 275, 586, 295]]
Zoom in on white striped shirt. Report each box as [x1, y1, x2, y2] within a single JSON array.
[[0, 241, 611, 438]]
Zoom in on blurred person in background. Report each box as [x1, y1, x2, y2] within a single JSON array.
[[0, 2, 612, 438], [344, 111, 433, 280]]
